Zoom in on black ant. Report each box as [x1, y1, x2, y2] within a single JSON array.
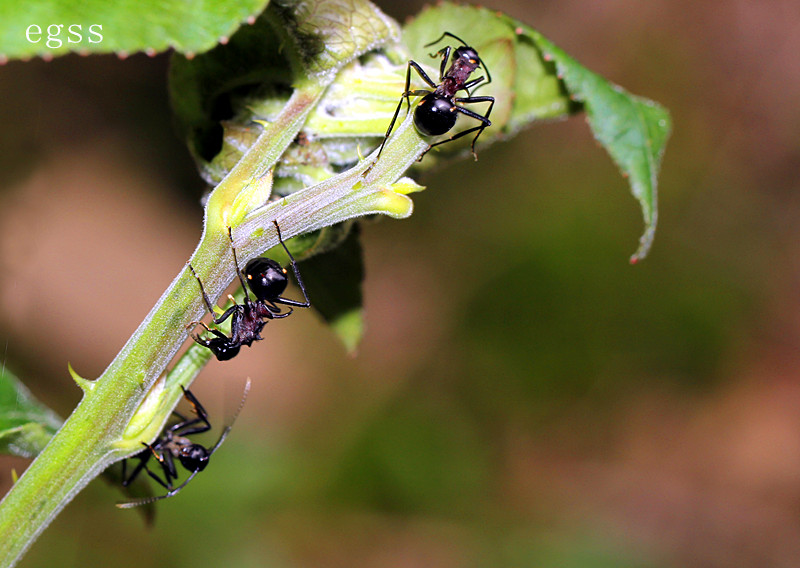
[[372, 32, 494, 165], [188, 220, 311, 361], [116, 379, 250, 508]]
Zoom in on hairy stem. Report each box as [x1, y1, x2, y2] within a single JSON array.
[[0, 86, 424, 566]]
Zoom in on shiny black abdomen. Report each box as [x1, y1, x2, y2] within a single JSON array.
[[414, 94, 458, 136]]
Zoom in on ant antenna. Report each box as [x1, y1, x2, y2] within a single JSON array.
[[424, 31, 468, 48]]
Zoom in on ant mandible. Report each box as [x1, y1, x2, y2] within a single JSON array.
[[116, 379, 250, 508], [372, 31, 495, 165], [188, 220, 311, 361]]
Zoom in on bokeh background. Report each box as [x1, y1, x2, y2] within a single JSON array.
[[2, 1, 800, 566]]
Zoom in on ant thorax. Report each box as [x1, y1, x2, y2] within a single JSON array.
[[439, 55, 480, 97]]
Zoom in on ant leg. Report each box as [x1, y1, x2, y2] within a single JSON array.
[[457, 96, 494, 158], [188, 263, 218, 319], [368, 60, 439, 168], [430, 45, 451, 81], [142, 463, 173, 491], [187, 319, 214, 336], [188, 321, 230, 347], [155, 445, 179, 482], [371, 96, 406, 165], [213, 299, 243, 326], [173, 387, 212, 437], [461, 75, 484, 97], [254, 300, 293, 319], [371, 64, 413, 164], [453, 95, 494, 117], [171, 410, 189, 423], [181, 387, 209, 421], [121, 452, 150, 487], [408, 60, 439, 90], [261, 302, 295, 318], [370, 89, 429, 165], [272, 220, 311, 308], [187, 320, 212, 338], [139, 443, 177, 490], [227, 227, 252, 303], [188, 265, 243, 327]]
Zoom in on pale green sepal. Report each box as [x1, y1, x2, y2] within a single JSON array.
[[228, 169, 275, 226], [390, 177, 425, 195]]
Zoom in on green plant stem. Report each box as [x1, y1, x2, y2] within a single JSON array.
[[0, 237, 226, 567], [0, 110, 425, 567]]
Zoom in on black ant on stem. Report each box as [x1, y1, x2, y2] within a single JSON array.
[[116, 379, 250, 508], [188, 220, 311, 361], [371, 32, 494, 167]]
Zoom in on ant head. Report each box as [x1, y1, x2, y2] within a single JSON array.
[[205, 337, 241, 361], [454, 45, 480, 67], [178, 443, 211, 472], [245, 257, 289, 301]]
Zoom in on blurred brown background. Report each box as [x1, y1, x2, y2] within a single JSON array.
[[2, 1, 800, 566]]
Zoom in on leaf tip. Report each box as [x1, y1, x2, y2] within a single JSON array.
[[629, 221, 656, 264], [332, 309, 364, 354]]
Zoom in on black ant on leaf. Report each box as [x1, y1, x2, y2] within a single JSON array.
[[373, 31, 494, 165], [188, 220, 311, 361], [116, 379, 250, 508]]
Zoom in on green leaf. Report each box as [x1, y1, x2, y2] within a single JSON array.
[[291, 223, 365, 351], [524, 28, 671, 262], [169, 12, 292, 169], [0, 0, 269, 61], [170, 0, 400, 176], [401, 3, 670, 261], [270, 0, 399, 77], [0, 367, 61, 458]]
